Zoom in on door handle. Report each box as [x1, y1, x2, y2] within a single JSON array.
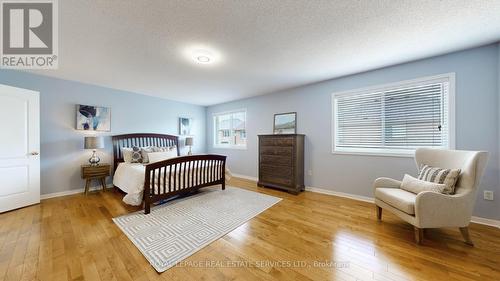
[[30, 152, 39, 156]]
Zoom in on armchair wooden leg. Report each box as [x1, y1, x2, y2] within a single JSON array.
[[414, 227, 424, 244], [376, 206, 382, 221], [459, 227, 474, 246]]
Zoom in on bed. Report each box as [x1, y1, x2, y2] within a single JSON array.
[[112, 133, 227, 214]]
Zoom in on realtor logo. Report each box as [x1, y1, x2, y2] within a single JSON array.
[[1, 0, 58, 69]]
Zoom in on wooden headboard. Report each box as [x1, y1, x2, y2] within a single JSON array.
[[112, 133, 180, 171]]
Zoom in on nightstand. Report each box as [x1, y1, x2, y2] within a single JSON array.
[[81, 164, 110, 195]]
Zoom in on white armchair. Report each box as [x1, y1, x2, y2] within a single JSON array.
[[373, 148, 488, 244]]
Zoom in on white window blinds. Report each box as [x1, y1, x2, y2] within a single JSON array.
[[333, 75, 453, 155]]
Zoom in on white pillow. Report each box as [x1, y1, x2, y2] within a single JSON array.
[[401, 174, 447, 194], [147, 150, 178, 163], [122, 147, 133, 163], [140, 146, 156, 163]]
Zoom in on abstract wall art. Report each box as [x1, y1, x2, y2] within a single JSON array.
[[76, 104, 111, 131], [179, 117, 192, 135]]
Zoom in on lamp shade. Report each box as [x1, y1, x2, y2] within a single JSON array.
[[185, 137, 194, 146], [84, 136, 104, 149]]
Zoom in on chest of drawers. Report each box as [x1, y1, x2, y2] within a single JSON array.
[[257, 134, 305, 194]]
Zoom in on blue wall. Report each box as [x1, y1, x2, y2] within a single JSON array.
[[0, 70, 206, 195], [207, 44, 500, 220]]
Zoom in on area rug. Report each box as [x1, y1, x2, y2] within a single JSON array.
[[113, 186, 281, 272]]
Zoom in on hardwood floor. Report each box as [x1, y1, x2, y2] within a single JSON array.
[[1, 177, 499, 281]]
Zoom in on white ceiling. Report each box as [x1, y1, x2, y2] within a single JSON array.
[[31, 0, 500, 106]]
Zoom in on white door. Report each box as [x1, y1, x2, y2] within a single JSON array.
[[0, 84, 40, 213]]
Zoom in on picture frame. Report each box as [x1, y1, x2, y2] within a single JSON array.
[[76, 104, 111, 131], [273, 112, 297, 134], [179, 117, 192, 135]]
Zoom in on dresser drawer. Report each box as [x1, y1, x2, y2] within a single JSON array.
[[259, 137, 294, 147], [260, 174, 292, 186], [260, 154, 292, 166], [81, 165, 110, 178], [260, 164, 292, 177], [260, 146, 293, 156]]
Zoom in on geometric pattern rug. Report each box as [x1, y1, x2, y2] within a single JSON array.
[[113, 186, 281, 272]]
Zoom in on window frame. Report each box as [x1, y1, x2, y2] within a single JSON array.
[[331, 73, 455, 157], [212, 109, 247, 150]]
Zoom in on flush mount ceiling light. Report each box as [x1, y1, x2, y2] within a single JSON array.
[[196, 55, 211, 63], [192, 50, 213, 64], [182, 45, 222, 66]]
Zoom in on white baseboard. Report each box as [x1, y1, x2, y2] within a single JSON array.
[[40, 184, 114, 200], [231, 173, 258, 182], [471, 216, 500, 228], [305, 186, 375, 203], [231, 174, 500, 229]]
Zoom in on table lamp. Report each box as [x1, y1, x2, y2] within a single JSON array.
[[185, 137, 193, 155], [84, 136, 104, 166]]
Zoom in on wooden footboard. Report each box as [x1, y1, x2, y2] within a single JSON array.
[[143, 154, 226, 214]]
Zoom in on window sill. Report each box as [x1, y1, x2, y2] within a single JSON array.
[[331, 150, 414, 158], [213, 145, 247, 150]]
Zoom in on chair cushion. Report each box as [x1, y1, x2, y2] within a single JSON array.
[[375, 188, 416, 215]]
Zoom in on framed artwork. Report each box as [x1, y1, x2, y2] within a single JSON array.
[[76, 104, 111, 131], [179, 117, 192, 135], [273, 112, 296, 134]]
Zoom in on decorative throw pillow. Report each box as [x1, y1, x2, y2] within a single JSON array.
[[401, 174, 447, 194], [417, 164, 461, 195], [147, 150, 178, 163], [130, 146, 143, 163], [122, 147, 133, 163], [140, 146, 155, 163]]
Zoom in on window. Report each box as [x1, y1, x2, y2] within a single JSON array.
[[332, 74, 454, 156], [213, 109, 247, 149]]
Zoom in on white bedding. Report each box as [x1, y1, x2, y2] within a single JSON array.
[[113, 162, 232, 206]]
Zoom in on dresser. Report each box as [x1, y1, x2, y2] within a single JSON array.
[[258, 134, 305, 194]]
